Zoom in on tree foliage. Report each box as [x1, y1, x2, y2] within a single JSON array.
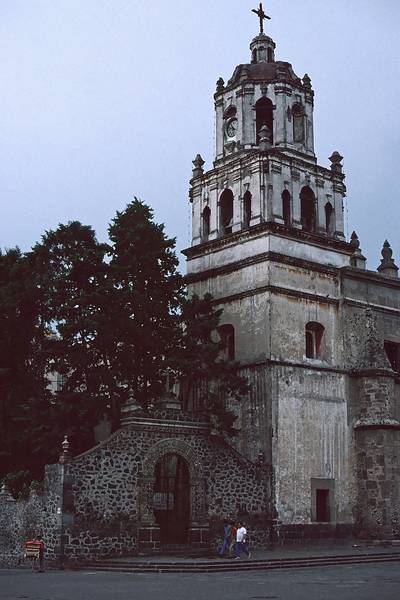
[[0, 199, 248, 494], [170, 293, 249, 436], [28, 221, 112, 454], [107, 199, 184, 409], [0, 248, 53, 487]]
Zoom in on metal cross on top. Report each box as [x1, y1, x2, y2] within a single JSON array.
[[251, 2, 271, 34]]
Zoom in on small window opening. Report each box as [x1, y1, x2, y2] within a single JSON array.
[[252, 48, 257, 63], [224, 105, 236, 120], [243, 191, 252, 228], [384, 341, 400, 373], [282, 190, 291, 226], [219, 189, 234, 234], [255, 97, 273, 145], [300, 186, 316, 233], [325, 202, 333, 233], [316, 489, 330, 522], [217, 324, 235, 361], [292, 103, 305, 143], [202, 206, 210, 238], [305, 322, 324, 359], [267, 47, 273, 62]]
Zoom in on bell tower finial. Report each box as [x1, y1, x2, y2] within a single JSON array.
[[251, 3, 271, 35]]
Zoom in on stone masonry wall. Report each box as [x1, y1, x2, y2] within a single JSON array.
[[0, 491, 43, 567], [0, 465, 63, 567], [354, 375, 400, 538], [61, 421, 271, 560]]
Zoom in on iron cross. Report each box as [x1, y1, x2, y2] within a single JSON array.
[[251, 3, 271, 34]]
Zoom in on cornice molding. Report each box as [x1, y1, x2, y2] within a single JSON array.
[[206, 281, 339, 308], [182, 221, 352, 259], [185, 250, 341, 284], [341, 267, 400, 290], [237, 357, 347, 375]]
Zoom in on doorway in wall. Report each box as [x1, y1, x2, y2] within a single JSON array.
[[311, 478, 335, 523], [153, 453, 190, 544]]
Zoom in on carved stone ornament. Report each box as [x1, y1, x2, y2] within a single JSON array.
[[329, 151, 343, 174], [377, 240, 399, 278], [302, 73, 312, 90], [216, 77, 225, 94], [192, 154, 205, 178]]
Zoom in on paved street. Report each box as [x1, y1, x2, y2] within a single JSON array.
[[1, 562, 400, 600]]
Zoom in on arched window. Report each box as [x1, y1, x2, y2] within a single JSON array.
[[202, 206, 210, 238], [282, 190, 291, 226], [325, 202, 333, 233], [305, 322, 325, 359], [243, 191, 252, 228], [252, 48, 257, 63], [255, 97, 273, 145], [292, 103, 305, 143], [267, 47, 274, 62], [219, 189, 234, 234], [218, 324, 235, 361], [300, 186, 316, 233]]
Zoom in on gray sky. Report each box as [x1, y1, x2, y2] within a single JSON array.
[[1, 0, 399, 272]]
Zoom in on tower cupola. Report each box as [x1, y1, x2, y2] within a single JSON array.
[[250, 33, 276, 64], [250, 3, 275, 63]]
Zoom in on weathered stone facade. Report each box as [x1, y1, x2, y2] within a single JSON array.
[[2, 10, 400, 566], [0, 472, 61, 567], [1, 413, 271, 564], [62, 415, 270, 560], [184, 16, 400, 542]]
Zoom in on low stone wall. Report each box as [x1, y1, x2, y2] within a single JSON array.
[[276, 523, 354, 545], [0, 491, 43, 567], [61, 421, 271, 560], [1, 415, 273, 564], [0, 464, 71, 568]]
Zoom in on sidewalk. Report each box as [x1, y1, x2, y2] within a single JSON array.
[[104, 540, 400, 564]]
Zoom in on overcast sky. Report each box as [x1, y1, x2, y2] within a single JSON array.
[[1, 0, 399, 272]]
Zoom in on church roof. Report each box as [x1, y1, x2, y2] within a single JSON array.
[[226, 60, 302, 90]]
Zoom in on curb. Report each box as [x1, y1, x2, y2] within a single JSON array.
[[80, 551, 400, 574]]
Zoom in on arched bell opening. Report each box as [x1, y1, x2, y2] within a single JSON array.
[[325, 202, 334, 234], [243, 191, 252, 228], [219, 189, 234, 234], [255, 97, 273, 145], [153, 453, 190, 544], [282, 190, 291, 227], [202, 206, 211, 239], [300, 186, 316, 233]]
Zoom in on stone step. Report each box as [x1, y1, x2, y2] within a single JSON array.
[[80, 551, 400, 573]]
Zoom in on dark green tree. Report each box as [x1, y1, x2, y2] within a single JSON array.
[[170, 293, 249, 436], [107, 199, 184, 409], [0, 247, 52, 490], [29, 222, 112, 453]]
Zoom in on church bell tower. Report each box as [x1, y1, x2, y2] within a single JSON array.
[[183, 5, 362, 537], [187, 5, 347, 248]]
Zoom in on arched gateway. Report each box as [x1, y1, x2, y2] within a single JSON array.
[[137, 439, 209, 550]]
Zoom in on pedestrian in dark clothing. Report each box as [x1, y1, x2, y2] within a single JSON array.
[[218, 520, 232, 557]]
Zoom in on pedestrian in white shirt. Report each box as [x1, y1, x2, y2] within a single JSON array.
[[234, 521, 250, 559]]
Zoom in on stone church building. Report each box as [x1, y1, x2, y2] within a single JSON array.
[[183, 13, 400, 544], [2, 9, 400, 564]]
